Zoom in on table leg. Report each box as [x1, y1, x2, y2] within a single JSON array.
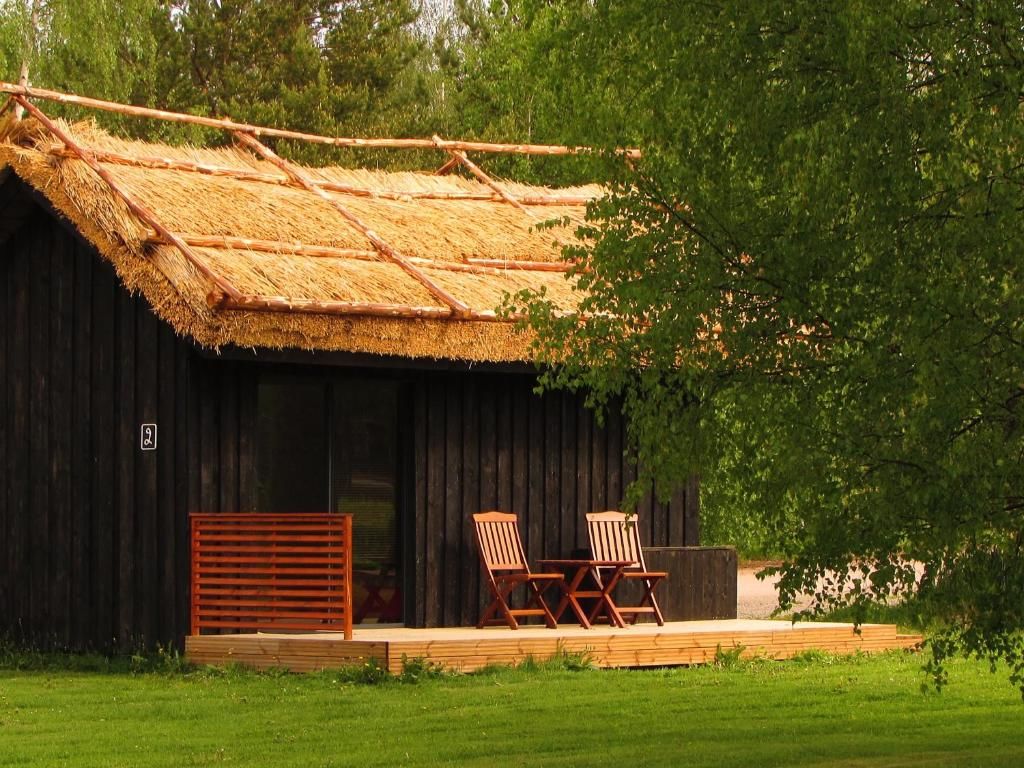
[[588, 566, 627, 628], [552, 566, 594, 629]]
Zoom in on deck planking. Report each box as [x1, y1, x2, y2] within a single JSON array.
[[185, 620, 921, 674]]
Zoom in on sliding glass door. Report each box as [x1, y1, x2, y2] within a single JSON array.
[[256, 373, 404, 624]]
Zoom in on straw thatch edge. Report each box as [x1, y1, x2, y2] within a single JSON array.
[[0, 149, 539, 363]]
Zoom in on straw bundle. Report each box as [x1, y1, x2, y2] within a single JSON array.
[[0, 116, 597, 362]]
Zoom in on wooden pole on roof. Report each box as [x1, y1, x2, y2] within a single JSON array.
[[233, 129, 471, 317], [143, 231, 574, 274], [430, 134, 579, 259], [144, 233, 380, 261], [221, 294, 523, 322], [13, 0, 36, 122], [465, 258, 573, 272], [431, 135, 533, 217], [434, 156, 460, 176], [47, 145, 596, 205], [0, 82, 642, 159], [222, 294, 456, 319], [14, 68, 27, 121], [13, 95, 242, 305]]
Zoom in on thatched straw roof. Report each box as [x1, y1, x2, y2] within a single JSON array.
[[0, 84, 613, 362]]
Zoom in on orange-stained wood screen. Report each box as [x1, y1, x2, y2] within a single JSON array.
[[190, 513, 353, 639]]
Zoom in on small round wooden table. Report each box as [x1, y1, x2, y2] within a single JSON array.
[[537, 559, 635, 629]]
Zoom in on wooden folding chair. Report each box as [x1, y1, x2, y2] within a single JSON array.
[[586, 511, 667, 625], [472, 511, 563, 629]]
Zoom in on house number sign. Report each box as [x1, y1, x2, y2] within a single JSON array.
[[140, 423, 157, 451]]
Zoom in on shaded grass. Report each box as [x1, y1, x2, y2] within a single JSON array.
[[0, 651, 1022, 767]]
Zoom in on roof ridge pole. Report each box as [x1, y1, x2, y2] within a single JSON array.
[[233, 129, 470, 317], [13, 95, 243, 306], [0, 82, 642, 158]]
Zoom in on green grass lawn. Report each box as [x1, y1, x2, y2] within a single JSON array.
[[0, 651, 1021, 767]]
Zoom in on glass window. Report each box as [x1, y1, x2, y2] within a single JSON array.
[[255, 378, 328, 512], [332, 380, 402, 624], [256, 374, 403, 624]]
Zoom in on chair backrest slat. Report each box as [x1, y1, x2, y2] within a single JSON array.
[[586, 511, 645, 570], [473, 511, 529, 572]]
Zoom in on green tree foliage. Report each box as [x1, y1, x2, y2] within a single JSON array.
[[0, 0, 160, 104], [433, 0, 608, 183], [511, 1, 1024, 690], [152, 0, 429, 152], [154, 0, 342, 136], [442, 1, 556, 144], [0, 1, 435, 151]]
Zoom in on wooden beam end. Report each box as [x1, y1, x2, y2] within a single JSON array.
[[206, 289, 227, 309]]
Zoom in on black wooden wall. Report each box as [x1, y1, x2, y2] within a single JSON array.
[[0, 183, 699, 650], [409, 372, 698, 628], [0, 205, 191, 650], [0, 198, 256, 651]]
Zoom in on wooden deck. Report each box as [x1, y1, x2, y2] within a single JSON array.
[[185, 620, 921, 674]]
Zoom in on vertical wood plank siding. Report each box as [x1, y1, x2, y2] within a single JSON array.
[[409, 372, 697, 628], [0, 205, 257, 651], [0, 188, 698, 646]]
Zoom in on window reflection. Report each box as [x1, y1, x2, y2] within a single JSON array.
[[256, 375, 402, 624]]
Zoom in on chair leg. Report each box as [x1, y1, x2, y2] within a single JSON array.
[[526, 580, 558, 629], [479, 580, 521, 629], [642, 578, 665, 625], [648, 586, 665, 625], [476, 596, 499, 628], [605, 575, 665, 626], [478, 575, 560, 630]]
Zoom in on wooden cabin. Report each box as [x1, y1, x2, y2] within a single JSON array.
[[0, 86, 698, 652]]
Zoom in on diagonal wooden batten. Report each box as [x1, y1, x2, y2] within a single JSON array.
[[434, 156, 460, 176], [48, 145, 597, 206], [432, 135, 533, 218], [233, 129, 471, 316], [14, 95, 242, 304], [431, 134, 577, 256], [0, 82, 642, 159]]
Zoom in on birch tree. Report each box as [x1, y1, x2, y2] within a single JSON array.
[[0, 0, 160, 103], [511, 0, 1024, 692]]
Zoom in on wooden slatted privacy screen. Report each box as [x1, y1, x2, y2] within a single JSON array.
[[190, 513, 353, 639]]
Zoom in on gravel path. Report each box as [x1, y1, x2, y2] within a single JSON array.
[[737, 561, 923, 618], [736, 564, 815, 619]]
